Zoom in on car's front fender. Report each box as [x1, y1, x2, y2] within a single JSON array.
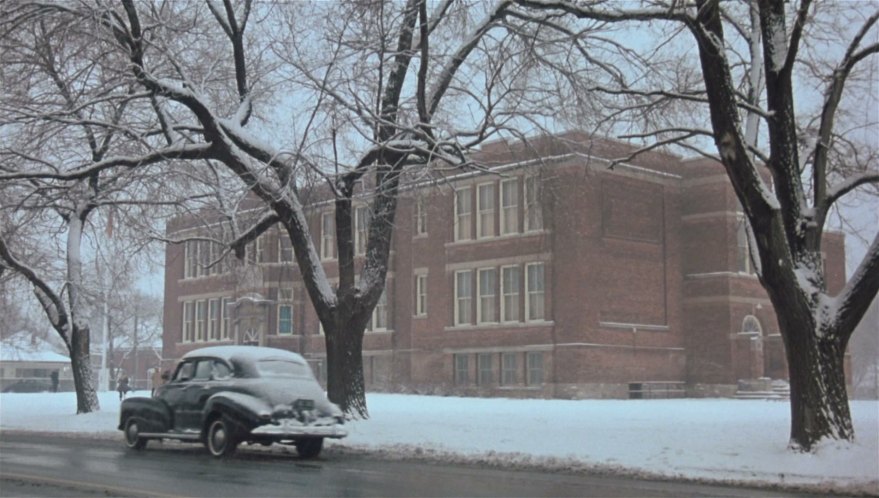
[[119, 397, 171, 433]]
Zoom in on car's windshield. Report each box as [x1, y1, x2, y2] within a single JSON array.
[[256, 359, 311, 378]]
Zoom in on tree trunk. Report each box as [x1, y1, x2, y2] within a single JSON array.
[[324, 317, 367, 418], [70, 325, 100, 414], [782, 314, 853, 451]]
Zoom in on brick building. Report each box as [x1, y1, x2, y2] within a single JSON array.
[[160, 132, 847, 399]]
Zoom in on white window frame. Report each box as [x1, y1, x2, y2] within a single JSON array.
[[321, 212, 336, 260], [415, 274, 427, 317], [524, 175, 543, 232], [208, 298, 220, 341], [454, 187, 472, 241], [477, 267, 498, 324], [414, 196, 427, 236], [195, 300, 207, 342], [369, 290, 388, 331], [501, 352, 518, 386], [526, 351, 544, 386], [454, 354, 469, 385], [256, 234, 265, 264], [278, 235, 293, 263], [477, 182, 496, 239], [221, 297, 232, 340], [477, 352, 493, 386], [736, 216, 754, 274], [525, 262, 546, 321], [182, 301, 194, 342], [500, 178, 519, 235], [355, 206, 369, 256], [454, 270, 473, 326], [501, 265, 520, 323]]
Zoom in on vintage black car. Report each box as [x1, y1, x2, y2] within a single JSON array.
[[119, 346, 346, 458]]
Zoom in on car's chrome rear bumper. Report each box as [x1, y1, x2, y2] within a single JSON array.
[[251, 419, 347, 439]]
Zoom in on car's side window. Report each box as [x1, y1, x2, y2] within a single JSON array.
[[175, 361, 195, 382], [193, 360, 213, 381], [212, 361, 232, 380]]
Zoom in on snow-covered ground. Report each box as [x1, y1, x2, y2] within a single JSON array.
[[1, 391, 876, 495]]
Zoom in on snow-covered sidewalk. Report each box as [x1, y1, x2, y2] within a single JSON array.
[[1, 391, 876, 495]]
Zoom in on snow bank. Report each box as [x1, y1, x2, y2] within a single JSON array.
[[1, 391, 876, 494]]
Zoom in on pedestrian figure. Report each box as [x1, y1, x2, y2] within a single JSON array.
[[117, 373, 130, 400], [50, 370, 59, 393]]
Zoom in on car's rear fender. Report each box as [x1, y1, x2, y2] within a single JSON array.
[[202, 391, 272, 431], [119, 397, 171, 433]]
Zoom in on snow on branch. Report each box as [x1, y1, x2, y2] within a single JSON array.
[[824, 172, 879, 210], [229, 212, 280, 260], [830, 231, 879, 340], [0, 235, 69, 341], [0, 144, 213, 182]]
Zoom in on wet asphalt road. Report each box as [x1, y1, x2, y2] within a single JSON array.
[[0, 432, 825, 497]]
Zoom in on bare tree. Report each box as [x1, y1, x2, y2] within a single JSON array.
[[513, 0, 879, 451], [0, 5, 194, 412], [73, 0, 566, 417]]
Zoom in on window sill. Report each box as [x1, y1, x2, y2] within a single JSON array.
[[446, 230, 549, 248], [445, 320, 554, 332]]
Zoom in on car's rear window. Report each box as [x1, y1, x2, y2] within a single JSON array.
[[256, 359, 311, 378]]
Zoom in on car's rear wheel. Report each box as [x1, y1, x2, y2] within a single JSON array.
[[206, 415, 239, 457], [124, 418, 147, 450], [295, 437, 323, 459]]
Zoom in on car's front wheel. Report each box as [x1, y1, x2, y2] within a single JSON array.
[[124, 418, 147, 450], [205, 415, 239, 457], [295, 437, 323, 459]]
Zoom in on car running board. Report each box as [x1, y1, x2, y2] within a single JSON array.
[[138, 432, 202, 441]]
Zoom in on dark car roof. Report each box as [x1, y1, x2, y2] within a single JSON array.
[[182, 346, 308, 366]]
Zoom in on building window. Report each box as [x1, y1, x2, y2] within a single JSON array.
[[500, 178, 518, 235], [454, 270, 473, 326], [256, 234, 265, 263], [477, 353, 493, 386], [278, 288, 293, 335], [477, 268, 498, 324], [415, 274, 427, 317], [524, 175, 543, 232], [211, 242, 223, 275], [209, 298, 220, 341], [221, 297, 232, 340], [414, 196, 427, 236], [245, 236, 262, 265], [454, 354, 469, 385], [195, 300, 207, 342], [368, 289, 388, 331], [200, 240, 212, 275], [736, 218, 754, 274], [278, 235, 293, 263], [454, 187, 472, 241], [355, 206, 370, 256], [183, 301, 194, 342], [526, 263, 545, 321], [526, 352, 544, 385], [477, 183, 496, 239], [321, 212, 336, 260], [183, 241, 195, 279], [501, 352, 518, 385], [742, 315, 762, 334], [501, 265, 520, 322]]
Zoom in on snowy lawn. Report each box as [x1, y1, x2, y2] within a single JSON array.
[[1, 391, 876, 494]]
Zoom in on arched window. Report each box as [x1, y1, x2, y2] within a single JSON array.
[[742, 315, 762, 334]]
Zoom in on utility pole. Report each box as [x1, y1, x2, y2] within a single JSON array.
[[133, 307, 139, 390]]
